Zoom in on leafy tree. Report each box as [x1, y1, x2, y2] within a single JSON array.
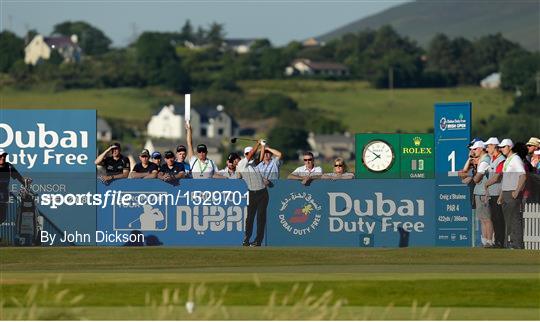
[[135, 32, 191, 92], [474, 114, 540, 143], [206, 22, 225, 47], [473, 33, 523, 77], [195, 26, 206, 45], [53, 21, 111, 55], [255, 93, 298, 116], [180, 20, 194, 43], [427, 35, 477, 84], [500, 51, 540, 95], [267, 126, 309, 160], [0, 31, 24, 72], [24, 29, 38, 44], [250, 38, 272, 52]]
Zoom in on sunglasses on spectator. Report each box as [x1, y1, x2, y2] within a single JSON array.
[[304, 158, 313, 162], [334, 164, 344, 167]]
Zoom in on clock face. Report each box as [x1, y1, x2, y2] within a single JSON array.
[[362, 140, 395, 172]]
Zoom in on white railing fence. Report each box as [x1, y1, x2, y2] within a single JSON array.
[[524, 203, 540, 250]]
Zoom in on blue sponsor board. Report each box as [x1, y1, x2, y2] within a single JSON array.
[[266, 180, 435, 247], [434, 102, 472, 246], [97, 180, 249, 246], [0, 110, 96, 244], [0, 110, 96, 173]]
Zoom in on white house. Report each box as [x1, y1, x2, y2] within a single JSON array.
[[480, 72, 501, 89], [147, 104, 237, 140], [24, 34, 81, 65], [307, 132, 354, 161], [285, 59, 349, 77], [97, 117, 112, 142], [223, 39, 258, 54]]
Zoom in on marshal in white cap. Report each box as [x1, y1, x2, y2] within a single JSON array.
[[469, 140, 485, 150], [498, 138, 514, 148], [484, 137, 500, 146]]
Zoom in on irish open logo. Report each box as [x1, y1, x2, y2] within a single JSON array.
[[439, 117, 447, 131], [278, 193, 322, 236]]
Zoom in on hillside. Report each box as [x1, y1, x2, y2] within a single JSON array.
[[317, 0, 539, 52], [1, 81, 513, 135]]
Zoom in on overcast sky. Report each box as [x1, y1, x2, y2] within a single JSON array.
[[1, 0, 408, 46]]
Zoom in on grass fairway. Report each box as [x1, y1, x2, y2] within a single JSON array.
[[1, 248, 539, 320]]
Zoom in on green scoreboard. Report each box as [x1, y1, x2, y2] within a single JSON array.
[[355, 133, 434, 179]]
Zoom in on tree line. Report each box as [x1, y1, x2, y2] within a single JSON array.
[[1, 20, 538, 151], [1, 20, 535, 91]]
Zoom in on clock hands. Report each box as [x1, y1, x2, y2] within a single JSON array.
[[368, 149, 381, 159]]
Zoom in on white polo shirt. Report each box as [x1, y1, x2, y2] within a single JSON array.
[[237, 158, 265, 191], [501, 154, 526, 191], [189, 156, 217, 179], [291, 165, 323, 177]]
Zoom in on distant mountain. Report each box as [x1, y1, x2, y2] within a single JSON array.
[[317, 0, 539, 52]]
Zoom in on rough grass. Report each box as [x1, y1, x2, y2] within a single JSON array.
[[1, 247, 539, 320]]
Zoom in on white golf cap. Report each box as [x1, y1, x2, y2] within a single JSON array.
[[498, 138, 514, 148], [469, 140, 485, 150], [243, 146, 253, 155], [534, 150, 540, 155], [0, 148, 6, 156], [484, 137, 500, 145]]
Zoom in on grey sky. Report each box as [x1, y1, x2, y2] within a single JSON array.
[[1, 1, 408, 46]]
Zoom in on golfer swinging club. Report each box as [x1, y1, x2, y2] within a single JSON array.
[[237, 139, 269, 247]]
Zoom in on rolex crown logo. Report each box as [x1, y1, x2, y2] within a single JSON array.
[[413, 136, 422, 146]]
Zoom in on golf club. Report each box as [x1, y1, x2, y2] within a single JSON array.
[[230, 137, 260, 144]]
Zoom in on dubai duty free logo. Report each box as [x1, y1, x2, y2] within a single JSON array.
[[278, 192, 322, 236]]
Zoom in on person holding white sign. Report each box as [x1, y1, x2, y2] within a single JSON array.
[[185, 122, 221, 179]]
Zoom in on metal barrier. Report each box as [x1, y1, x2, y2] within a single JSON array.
[[523, 203, 540, 250]]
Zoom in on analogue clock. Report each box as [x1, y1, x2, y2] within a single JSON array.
[[362, 140, 395, 172]]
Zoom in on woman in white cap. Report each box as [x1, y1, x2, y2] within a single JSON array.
[[459, 140, 494, 247], [483, 137, 506, 248]]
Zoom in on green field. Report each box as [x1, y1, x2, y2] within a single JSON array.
[[0, 81, 513, 134], [1, 248, 539, 320], [239, 80, 513, 133]]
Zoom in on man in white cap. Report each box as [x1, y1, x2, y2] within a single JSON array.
[[526, 137, 540, 163], [237, 140, 269, 247], [0, 149, 29, 228], [497, 138, 526, 249], [483, 137, 506, 248], [460, 140, 494, 247]]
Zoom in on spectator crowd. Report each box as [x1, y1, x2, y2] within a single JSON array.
[[459, 136, 540, 249]]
